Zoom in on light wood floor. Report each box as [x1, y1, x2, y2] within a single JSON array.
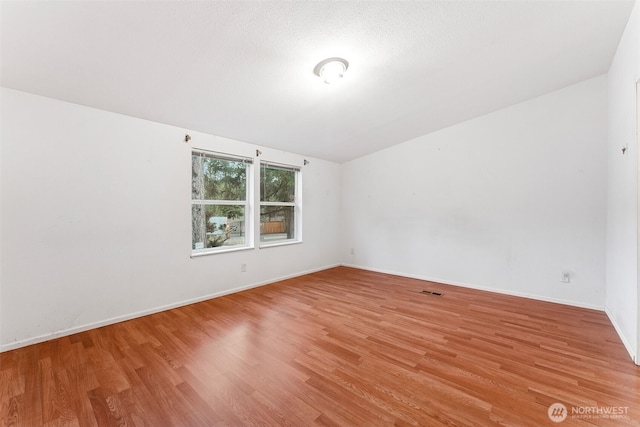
[[1, 267, 639, 426]]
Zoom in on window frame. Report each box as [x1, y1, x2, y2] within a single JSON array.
[[191, 149, 253, 257], [259, 161, 302, 248]]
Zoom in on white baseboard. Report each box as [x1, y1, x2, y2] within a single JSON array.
[[341, 263, 605, 311], [604, 307, 637, 364], [0, 263, 340, 353]]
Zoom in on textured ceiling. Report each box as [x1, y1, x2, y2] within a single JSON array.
[[1, 1, 635, 163]]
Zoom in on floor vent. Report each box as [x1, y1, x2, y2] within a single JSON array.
[[421, 290, 443, 297]]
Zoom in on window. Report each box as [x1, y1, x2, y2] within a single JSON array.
[[191, 151, 252, 254], [260, 163, 300, 244]]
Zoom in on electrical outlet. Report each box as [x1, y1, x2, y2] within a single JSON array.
[[350, 248, 355, 255], [561, 271, 570, 283], [241, 263, 247, 273]]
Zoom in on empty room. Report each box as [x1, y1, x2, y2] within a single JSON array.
[[1, 1, 640, 426]]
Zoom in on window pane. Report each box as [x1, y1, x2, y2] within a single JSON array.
[[192, 204, 246, 249], [260, 205, 295, 242], [192, 155, 247, 201], [260, 166, 295, 203]]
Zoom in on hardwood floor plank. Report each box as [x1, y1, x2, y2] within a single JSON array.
[[87, 387, 132, 427], [2, 267, 639, 426], [329, 367, 421, 426], [0, 368, 23, 404], [0, 393, 21, 427], [85, 348, 130, 396], [241, 365, 321, 424], [15, 348, 42, 426], [133, 366, 203, 427], [175, 365, 247, 426], [116, 358, 171, 426], [64, 362, 99, 427]]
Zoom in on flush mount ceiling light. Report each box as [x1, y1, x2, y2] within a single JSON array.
[[313, 57, 349, 84]]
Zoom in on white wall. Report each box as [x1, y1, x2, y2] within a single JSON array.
[[0, 88, 341, 351], [341, 76, 608, 309], [606, 0, 639, 363]]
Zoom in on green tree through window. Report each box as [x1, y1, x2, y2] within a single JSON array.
[[260, 164, 299, 242], [192, 153, 250, 251]]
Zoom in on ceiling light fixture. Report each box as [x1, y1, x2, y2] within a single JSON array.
[[313, 57, 349, 84]]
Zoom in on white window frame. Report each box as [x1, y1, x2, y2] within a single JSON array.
[[191, 149, 253, 257], [259, 161, 302, 248]]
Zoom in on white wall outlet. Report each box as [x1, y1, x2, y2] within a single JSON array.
[[350, 248, 355, 255], [241, 263, 247, 273], [560, 271, 570, 283]]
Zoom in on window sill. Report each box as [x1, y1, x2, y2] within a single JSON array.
[[191, 245, 254, 258], [259, 240, 302, 249]]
